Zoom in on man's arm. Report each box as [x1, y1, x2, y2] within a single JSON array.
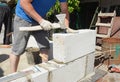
[[60, 2, 69, 27], [60, 2, 79, 33], [20, 0, 42, 23], [20, 0, 53, 30]]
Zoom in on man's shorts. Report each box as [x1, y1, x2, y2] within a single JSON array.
[[12, 15, 50, 56]]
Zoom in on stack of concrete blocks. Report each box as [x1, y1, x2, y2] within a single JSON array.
[[0, 29, 96, 82], [52, 29, 96, 80]]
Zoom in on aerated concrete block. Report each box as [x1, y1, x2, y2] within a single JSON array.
[[30, 66, 48, 82], [0, 71, 30, 82], [85, 52, 95, 76], [10, 77, 28, 82], [53, 29, 96, 63], [0, 66, 48, 82], [39, 56, 87, 82]]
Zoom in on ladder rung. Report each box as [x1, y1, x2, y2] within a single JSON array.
[[96, 34, 109, 38], [96, 46, 102, 50], [98, 13, 115, 17], [96, 23, 111, 27]]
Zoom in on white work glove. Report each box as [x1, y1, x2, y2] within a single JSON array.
[[66, 27, 79, 33], [39, 19, 53, 30]]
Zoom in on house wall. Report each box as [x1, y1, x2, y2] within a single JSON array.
[[81, 0, 120, 6], [112, 17, 120, 38]]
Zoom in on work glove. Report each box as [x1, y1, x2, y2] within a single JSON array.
[[39, 19, 53, 30], [66, 27, 79, 33]]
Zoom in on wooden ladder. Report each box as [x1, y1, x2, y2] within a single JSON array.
[[95, 10, 116, 50]]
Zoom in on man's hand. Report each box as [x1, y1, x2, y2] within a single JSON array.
[[39, 19, 52, 30]]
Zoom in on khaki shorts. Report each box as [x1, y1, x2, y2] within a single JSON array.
[[12, 15, 50, 56]]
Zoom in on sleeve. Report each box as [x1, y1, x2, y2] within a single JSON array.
[[59, 0, 66, 2]]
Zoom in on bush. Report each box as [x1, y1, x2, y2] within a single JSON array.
[[47, 0, 80, 16]]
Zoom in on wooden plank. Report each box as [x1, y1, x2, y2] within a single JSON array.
[[96, 23, 111, 27], [96, 34, 109, 38], [19, 23, 61, 31], [96, 46, 102, 51], [98, 13, 115, 17]]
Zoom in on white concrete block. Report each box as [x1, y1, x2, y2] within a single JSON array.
[[39, 56, 87, 82], [85, 52, 95, 76], [0, 66, 48, 82], [10, 77, 28, 82], [30, 65, 48, 82], [0, 71, 30, 82], [53, 29, 96, 63]]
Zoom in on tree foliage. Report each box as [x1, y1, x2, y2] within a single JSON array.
[[47, 0, 80, 16], [67, 0, 80, 13]]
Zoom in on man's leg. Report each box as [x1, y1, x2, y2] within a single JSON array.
[[32, 30, 50, 63], [10, 15, 31, 72], [9, 54, 20, 73]]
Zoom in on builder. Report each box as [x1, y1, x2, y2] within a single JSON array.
[[9, 0, 78, 73]]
